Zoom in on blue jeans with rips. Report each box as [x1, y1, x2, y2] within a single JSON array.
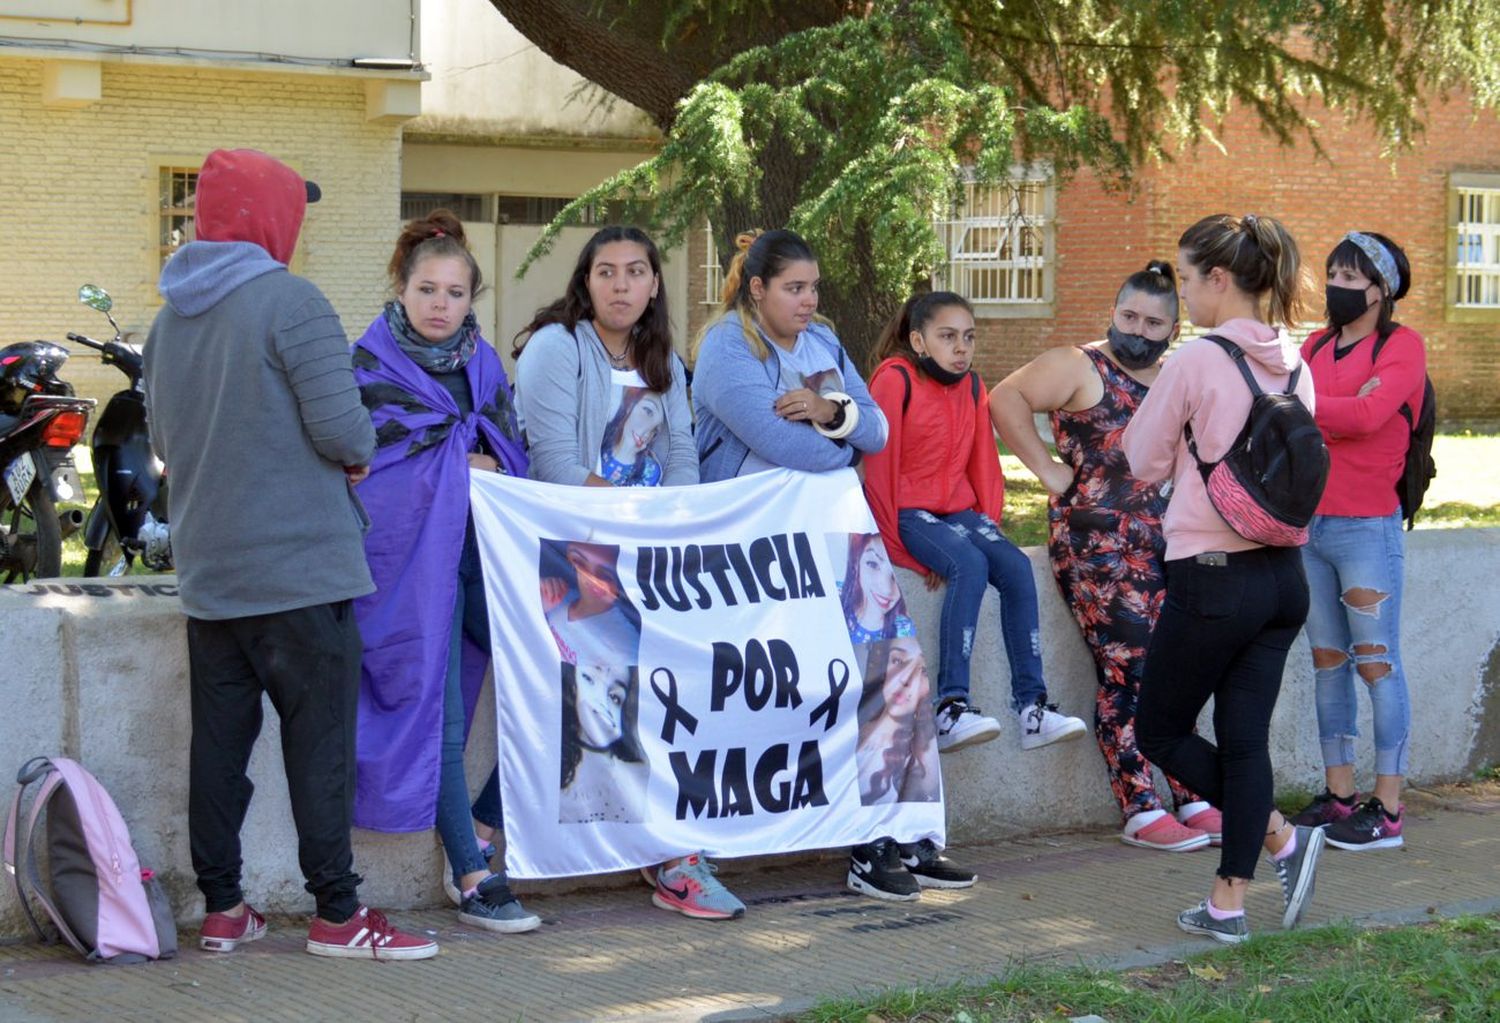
[[1301, 510, 1412, 778], [896, 508, 1048, 711], [435, 522, 503, 886]]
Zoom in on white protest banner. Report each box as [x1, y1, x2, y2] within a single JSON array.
[[469, 467, 944, 880]]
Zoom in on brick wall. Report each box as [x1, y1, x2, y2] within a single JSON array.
[[966, 98, 1500, 422], [0, 59, 403, 409]]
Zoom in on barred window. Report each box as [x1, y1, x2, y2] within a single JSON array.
[[935, 168, 1054, 313], [1453, 183, 1500, 309], [159, 167, 198, 270], [701, 223, 725, 305]]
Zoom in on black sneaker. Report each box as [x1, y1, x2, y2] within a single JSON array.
[[1269, 824, 1326, 929], [1325, 797, 1404, 851], [458, 873, 541, 933], [1288, 788, 1360, 829], [898, 839, 977, 889], [847, 839, 920, 902]]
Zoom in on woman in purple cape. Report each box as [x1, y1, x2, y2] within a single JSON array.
[[351, 211, 538, 934]]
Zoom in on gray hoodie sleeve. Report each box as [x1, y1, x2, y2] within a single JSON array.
[[272, 290, 376, 467], [694, 320, 887, 472], [662, 353, 699, 486], [515, 324, 594, 486]]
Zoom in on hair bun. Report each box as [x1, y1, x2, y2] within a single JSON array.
[[1145, 259, 1172, 277], [734, 230, 763, 253]]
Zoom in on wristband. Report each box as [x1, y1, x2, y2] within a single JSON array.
[[813, 392, 858, 440]]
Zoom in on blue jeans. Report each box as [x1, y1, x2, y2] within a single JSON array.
[[896, 508, 1047, 711], [1302, 511, 1411, 777], [436, 523, 503, 886]]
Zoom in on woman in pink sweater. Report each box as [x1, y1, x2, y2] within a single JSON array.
[[1122, 213, 1327, 945], [1287, 232, 1422, 852]]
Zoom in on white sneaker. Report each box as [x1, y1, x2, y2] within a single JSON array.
[[1018, 696, 1087, 750], [935, 698, 1002, 753]]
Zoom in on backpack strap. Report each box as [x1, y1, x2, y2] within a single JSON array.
[[1308, 328, 1337, 361], [891, 363, 913, 415], [5, 758, 90, 957], [1369, 323, 1418, 432], [888, 362, 979, 414], [1204, 335, 1269, 397]]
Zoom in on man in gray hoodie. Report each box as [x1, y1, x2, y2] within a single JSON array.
[[145, 148, 437, 960]]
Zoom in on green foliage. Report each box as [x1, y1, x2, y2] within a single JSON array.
[[517, 0, 1500, 317]]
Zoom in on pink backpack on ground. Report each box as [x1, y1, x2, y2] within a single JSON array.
[[3, 756, 177, 962]]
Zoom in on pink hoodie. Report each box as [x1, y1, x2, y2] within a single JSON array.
[[1122, 318, 1316, 560]]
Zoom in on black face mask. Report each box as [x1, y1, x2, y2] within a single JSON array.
[[1326, 284, 1376, 328], [1106, 324, 1170, 370], [916, 354, 969, 387]]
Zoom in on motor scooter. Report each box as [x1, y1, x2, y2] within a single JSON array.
[[0, 341, 94, 582], [67, 285, 171, 577]]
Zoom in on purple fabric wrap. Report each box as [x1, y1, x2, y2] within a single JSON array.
[[350, 314, 528, 832]]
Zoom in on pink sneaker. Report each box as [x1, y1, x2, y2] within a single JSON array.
[[1178, 805, 1224, 846], [200, 904, 267, 952], [306, 906, 439, 960], [1122, 813, 1211, 852]]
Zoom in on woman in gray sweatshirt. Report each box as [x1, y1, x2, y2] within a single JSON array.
[[513, 226, 746, 922]]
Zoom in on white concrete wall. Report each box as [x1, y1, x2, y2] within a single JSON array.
[[2, 529, 1496, 936], [413, 0, 653, 140], [0, 0, 414, 65]]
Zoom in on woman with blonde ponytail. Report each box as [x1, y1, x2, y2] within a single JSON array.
[[692, 229, 888, 482], [1123, 213, 1326, 945]]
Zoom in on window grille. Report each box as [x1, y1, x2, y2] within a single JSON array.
[[934, 169, 1053, 306], [1454, 186, 1500, 308]]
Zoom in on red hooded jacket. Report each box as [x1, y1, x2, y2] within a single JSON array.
[[862, 357, 1006, 572], [194, 148, 308, 265]]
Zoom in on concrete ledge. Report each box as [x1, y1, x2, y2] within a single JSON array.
[[3, 528, 1496, 937]]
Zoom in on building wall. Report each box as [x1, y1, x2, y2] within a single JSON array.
[[0, 58, 404, 406], [0, 0, 413, 63], [965, 99, 1500, 422], [412, 0, 653, 141]]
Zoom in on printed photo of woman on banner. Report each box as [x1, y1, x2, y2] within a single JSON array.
[[831, 532, 916, 643], [855, 637, 942, 805], [539, 539, 649, 823]]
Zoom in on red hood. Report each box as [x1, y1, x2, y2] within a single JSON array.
[[193, 149, 308, 265]]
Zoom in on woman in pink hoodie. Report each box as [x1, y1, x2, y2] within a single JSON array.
[[1122, 213, 1327, 945]]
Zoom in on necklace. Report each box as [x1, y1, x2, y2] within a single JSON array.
[[599, 337, 631, 368]]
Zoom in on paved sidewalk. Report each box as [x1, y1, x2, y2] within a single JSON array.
[[2, 786, 1497, 1023]]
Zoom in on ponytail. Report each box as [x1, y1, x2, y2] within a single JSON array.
[[871, 291, 973, 371], [691, 228, 819, 364], [1178, 213, 1310, 327]]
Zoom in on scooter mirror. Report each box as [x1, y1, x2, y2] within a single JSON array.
[[79, 284, 113, 313]]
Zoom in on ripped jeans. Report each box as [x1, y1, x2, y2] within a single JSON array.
[[897, 508, 1047, 711], [1302, 511, 1411, 777]]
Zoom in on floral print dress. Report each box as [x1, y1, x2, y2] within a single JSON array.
[[1047, 346, 1201, 821]]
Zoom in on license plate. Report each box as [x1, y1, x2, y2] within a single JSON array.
[[5, 451, 36, 506]]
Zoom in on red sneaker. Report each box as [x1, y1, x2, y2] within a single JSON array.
[[306, 906, 438, 960], [1178, 805, 1224, 846], [1122, 812, 1210, 852], [200, 904, 267, 952]]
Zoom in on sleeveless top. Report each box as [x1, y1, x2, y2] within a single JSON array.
[[1048, 346, 1167, 520]]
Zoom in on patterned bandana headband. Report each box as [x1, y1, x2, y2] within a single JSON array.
[[1345, 232, 1401, 295]]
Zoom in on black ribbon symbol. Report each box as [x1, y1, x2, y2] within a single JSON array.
[[808, 658, 850, 733], [650, 667, 699, 744]]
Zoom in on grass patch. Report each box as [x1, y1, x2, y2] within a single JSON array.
[[797, 914, 1500, 1023]]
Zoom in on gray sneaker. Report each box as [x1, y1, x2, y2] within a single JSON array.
[[458, 873, 541, 933], [1270, 824, 1326, 930], [1177, 900, 1250, 944]]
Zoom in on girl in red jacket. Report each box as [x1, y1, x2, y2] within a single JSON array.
[[863, 292, 1086, 755]]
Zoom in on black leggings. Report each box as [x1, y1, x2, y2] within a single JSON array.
[[1136, 546, 1309, 880]]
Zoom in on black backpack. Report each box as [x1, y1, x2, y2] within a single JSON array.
[[1185, 336, 1330, 546], [1308, 326, 1436, 530]]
